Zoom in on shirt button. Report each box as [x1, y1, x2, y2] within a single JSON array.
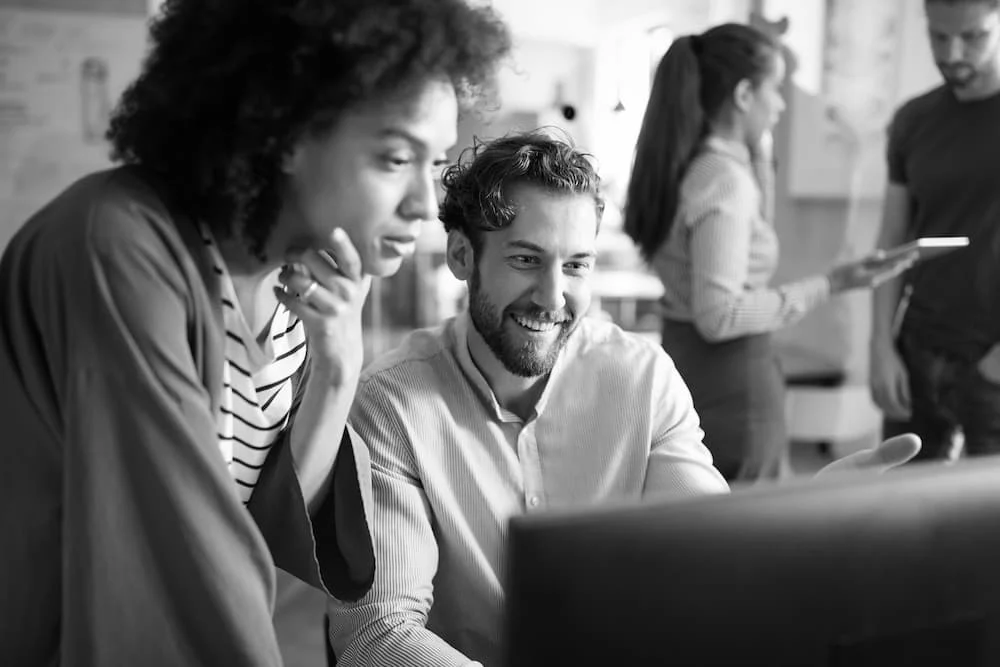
[[528, 496, 540, 507]]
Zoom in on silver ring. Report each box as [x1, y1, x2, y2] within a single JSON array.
[[299, 280, 319, 301]]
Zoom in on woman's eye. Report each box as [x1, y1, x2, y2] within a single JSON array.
[[383, 155, 414, 169]]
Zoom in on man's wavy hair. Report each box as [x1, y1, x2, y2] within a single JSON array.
[[439, 131, 605, 254], [107, 0, 511, 259]]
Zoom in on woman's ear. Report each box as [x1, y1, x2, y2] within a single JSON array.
[[732, 78, 754, 114], [445, 230, 475, 281]]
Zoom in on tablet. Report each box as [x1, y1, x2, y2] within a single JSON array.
[[880, 236, 969, 262]]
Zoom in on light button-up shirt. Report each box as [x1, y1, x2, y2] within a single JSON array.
[[329, 313, 728, 666]]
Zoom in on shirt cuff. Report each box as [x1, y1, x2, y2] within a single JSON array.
[[779, 275, 832, 319], [247, 428, 376, 602]]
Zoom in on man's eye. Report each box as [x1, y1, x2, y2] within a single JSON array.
[[510, 255, 539, 266]]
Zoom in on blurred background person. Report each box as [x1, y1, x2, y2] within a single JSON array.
[[871, 0, 1000, 463], [624, 23, 915, 484]]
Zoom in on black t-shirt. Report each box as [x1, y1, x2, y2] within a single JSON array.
[[889, 85, 1000, 361]]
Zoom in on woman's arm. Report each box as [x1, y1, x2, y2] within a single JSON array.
[[289, 353, 364, 512], [53, 204, 286, 665], [272, 229, 370, 510], [686, 164, 830, 342], [255, 228, 376, 599]]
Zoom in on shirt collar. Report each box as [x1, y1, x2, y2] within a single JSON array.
[[702, 135, 752, 165], [199, 223, 280, 372], [451, 310, 573, 424]]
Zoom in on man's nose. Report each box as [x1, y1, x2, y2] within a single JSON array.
[[532, 266, 567, 313], [944, 37, 965, 62]]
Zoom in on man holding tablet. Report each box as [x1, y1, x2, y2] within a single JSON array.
[[871, 0, 1000, 461]]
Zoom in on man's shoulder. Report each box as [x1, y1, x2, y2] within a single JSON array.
[[571, 317, 671, 370], [359, 320, 458, 389]]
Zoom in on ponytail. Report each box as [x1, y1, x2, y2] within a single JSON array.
[[624, 35, 706, 262]]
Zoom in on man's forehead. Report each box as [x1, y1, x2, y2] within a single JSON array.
[[927, 2, 1000, 31], [490, 190, 598, 253], [499, 235, 597, 256], [505, 183, 596, 212]]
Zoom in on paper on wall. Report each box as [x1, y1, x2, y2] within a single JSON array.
[[0, 8, 147, 252]]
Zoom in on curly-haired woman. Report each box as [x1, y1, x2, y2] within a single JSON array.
[[0, 0, 509, 664]]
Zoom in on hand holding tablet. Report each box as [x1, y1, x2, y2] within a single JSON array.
[[826, 236, 969, 294], [827, 247, 916, 294], [874, 236, 970, 263]]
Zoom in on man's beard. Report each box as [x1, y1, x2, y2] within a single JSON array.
[[468, 270, 576, 378], [938, 61, 977, 89]]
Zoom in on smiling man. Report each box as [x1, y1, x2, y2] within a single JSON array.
[[327, 132, 723, 666], [327, 132, 920, 666]]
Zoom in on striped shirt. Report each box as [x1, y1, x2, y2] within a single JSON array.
[[652, 135, 830, 342], [200, 226, 307, 504], [328, 313, 728, 666]]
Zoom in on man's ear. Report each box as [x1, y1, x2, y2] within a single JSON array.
[[732, 78, 754, 114], [445, 230, 475, 281]]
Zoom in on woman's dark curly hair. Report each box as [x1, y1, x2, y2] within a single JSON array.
[[108, 0, 511, 259], [439, 130, 605, 254]]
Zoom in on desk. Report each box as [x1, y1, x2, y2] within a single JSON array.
[[590, 269, 663, 333]]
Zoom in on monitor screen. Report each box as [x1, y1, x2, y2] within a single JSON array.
[[505, 458, 1000, 666]]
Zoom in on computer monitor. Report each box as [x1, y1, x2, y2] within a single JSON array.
[[505, 458, 1000, 666]]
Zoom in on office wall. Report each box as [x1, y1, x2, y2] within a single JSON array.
[[0, 0, 148, 251], [486, 0, 752, 154], [768, 0, 939, 379]]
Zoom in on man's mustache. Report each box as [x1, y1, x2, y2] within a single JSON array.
[[938, 62, 974, 74], [507, 307, 572, 324]]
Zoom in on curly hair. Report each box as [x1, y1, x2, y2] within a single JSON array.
[[439, 130, 605, 254], [107, 0, 511, 259]]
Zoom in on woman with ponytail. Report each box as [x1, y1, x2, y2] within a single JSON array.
[[624, 23, 915, 483]]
